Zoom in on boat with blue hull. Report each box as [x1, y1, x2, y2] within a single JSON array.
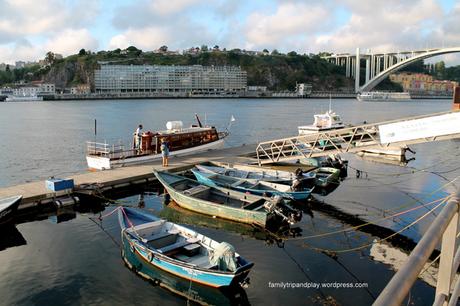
[[0, 195, 22, 225], [192, 168, 313, 201], [119, 207, 253, 290], [197, 164, 316, 184]]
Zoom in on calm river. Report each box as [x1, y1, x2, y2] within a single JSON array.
[[0, 98, 458, 305]]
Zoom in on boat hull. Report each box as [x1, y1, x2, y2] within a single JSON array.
[[87, 138, 225, 170], [315, 168, 340, 188], [155, 172, 269, 227], [0, 196, 22, 225], [121, 234, 248, 288], [193, 169, 312, 201]]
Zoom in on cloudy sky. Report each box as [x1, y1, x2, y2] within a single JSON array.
[[0, 0, 459, 65]]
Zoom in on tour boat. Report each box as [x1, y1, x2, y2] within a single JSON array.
[[86, 116, 228, 170], [5, 95, 43, 102], [119, 207, 253, 289], [356, 92, 411, 102], [298, 110, 345, 135]]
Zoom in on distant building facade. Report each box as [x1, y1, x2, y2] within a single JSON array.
[[12, 83, 55, 96], [390, 72, 458, 94], [70, 84, 91, 95], [94, 65, 247, 93]]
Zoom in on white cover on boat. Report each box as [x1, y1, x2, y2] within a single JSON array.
[[166, 121, 183, 130], [209, 242, 237, 272]]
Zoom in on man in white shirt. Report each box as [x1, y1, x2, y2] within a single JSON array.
[[134, 124, 143, 153]]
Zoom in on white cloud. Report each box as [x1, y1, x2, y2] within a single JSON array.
[[314, 0, 444, 53], [108, 27, 170, 50], [244, 3, 330, 50], [150, 0, 203, 15], [0, 29, 98, 64]]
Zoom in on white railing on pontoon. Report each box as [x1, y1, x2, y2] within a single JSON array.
[[86, 141, 142, 159]]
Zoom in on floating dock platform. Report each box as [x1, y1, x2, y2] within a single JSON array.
[[0, 144, 258, 210]]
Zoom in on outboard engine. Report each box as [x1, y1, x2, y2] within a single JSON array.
[[264, 196, 302, 225]]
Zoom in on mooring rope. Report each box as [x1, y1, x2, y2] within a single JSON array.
[[302, 197, 447, 254]]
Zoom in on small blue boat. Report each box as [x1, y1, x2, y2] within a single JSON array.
[[192, 168, 313, 201], [118, 207, 253, 289]]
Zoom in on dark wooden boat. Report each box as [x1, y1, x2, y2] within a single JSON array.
[[0, 195, 22, 225], [154, 171, 302, 227]]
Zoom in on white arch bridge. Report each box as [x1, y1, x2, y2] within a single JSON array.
[[323, 47, 460, 93]]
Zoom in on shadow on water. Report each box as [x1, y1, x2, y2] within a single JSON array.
[[122, 244, 251, 306], [308, 197, 440, 260], [0, 201, 107, 253], [0, 225, 27, 251]]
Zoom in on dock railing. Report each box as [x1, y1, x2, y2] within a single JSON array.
[[373, 191, 460, 306], [86, 141, 138, 159], [255, 110, 460, 165]]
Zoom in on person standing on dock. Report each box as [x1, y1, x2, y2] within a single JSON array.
[[134, 124, 143, 153], [161, 139, 170, 167]]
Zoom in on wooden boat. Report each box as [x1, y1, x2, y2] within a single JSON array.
[[314, 167, 340, 188], [154, 171, 302, 227], [197, 164, 316, 184], [118, 207, 253, 289], [192, 168, 314, 201], [299, 155, 348, 178], [0, 195, 22, 225], [86, 115, 228, 170]]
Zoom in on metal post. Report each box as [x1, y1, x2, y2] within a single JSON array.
[[436, 208, 460, 306], [373, 192, 460, 306]]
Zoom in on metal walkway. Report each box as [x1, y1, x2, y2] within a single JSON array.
[[256, 110, 460, 165]]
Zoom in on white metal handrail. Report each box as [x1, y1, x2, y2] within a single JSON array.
[[255, 110, 460, 165], [373, 191, 460, 306]]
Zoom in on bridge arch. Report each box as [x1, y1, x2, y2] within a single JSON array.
[[360, 47, 460, 92]]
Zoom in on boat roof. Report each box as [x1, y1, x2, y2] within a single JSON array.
[[158, 126, 215, 136]]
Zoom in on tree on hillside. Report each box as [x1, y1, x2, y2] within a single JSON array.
[[271, 49, 280, 55], [45, 51, 55, 65], [79, 48, 86, 56], [287, 51, 298, 56], [201, 45, 209, 52], [127, 46, 139, 52], [159, 45, 168, 52]]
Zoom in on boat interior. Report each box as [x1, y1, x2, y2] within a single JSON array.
[[127, 220, 244, 271], [170, 178, 267, 211]]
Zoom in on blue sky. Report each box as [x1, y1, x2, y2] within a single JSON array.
[[0, 0, 459, 65]]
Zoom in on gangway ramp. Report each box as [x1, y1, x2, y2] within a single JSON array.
[[255, 110, 460, 165]]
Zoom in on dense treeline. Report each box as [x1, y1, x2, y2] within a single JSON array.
[[0, 47, 353, 91]]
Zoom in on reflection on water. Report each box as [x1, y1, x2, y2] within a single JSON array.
[[0, 99, 457, 305], [0, 225, 26, 251]]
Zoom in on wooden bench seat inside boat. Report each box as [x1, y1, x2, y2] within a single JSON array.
[[175, 250, 216, 269], [183, 185, 211, 196], [147, 229, 180, 248], [158, 237, 200, 255]]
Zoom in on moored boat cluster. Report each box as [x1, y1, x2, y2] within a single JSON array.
[[119, 156, 347, 301]]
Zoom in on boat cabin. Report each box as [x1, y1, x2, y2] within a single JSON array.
[[140, 126, 220, 154], [298, 110, 345, 135]]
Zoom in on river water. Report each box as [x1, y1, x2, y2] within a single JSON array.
[[0, 98, 458, 305]]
